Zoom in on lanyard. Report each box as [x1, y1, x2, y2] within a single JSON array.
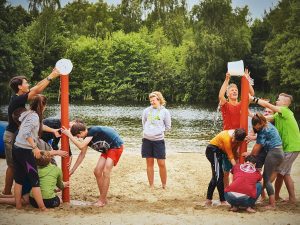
[[148, 107, 161, 124]]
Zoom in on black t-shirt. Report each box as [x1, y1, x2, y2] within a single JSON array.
[[41, 118, 61, 143], [41, 118, 72, 156], [6, 93, 29, 133]]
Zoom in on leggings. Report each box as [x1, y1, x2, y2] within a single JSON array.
[[12, 145, 40, 187], [263, 147, 284, 196], [206, 144, 225, 201], [29, 196, 60, 208]]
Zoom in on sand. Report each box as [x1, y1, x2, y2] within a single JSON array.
[[0, 148, 300, 225]]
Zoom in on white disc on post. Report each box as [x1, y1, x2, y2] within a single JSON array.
[[56, 59, 73, 75]]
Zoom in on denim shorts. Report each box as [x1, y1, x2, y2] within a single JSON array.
[[225, 183, 262, 208], [222, 154, 232, 172], [141, 138, 166, 159]]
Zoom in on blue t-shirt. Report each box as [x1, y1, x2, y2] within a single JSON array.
[[256, 123, 282, 151], [87, 126, 123, 152]]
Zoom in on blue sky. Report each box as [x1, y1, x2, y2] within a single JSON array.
[[8, 0, 279, 19]]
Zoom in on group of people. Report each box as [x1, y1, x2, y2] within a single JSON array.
[[205, 70, 300, 213], [0, 69, 171, 210], [0, 66, 299, 213]]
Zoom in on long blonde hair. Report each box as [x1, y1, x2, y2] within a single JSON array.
[[149, 91, 166, 106]]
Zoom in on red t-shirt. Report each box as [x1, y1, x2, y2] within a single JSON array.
[[224, 163, 262, 198], [220, 101, 241, 130]]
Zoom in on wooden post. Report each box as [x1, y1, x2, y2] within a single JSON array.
[[239, 76, 249, 163], [60, 75, 70, 202]]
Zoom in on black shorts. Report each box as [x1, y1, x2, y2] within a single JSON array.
[[141, 138, 166, 159], [12, 145, 40, 187], [29, 196, 60, 208]]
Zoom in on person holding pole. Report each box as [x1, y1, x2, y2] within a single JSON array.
[[1, 69, 61, 197], [249, 93, 300, 204], [12, 95, 48, 210], [205, 128, 246, 206], [243, 113, 284, 209], [224, 155, 262, 213], [218, 69, 254, 188], [62, 122, 124, 207]]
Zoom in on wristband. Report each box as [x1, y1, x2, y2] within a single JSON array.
[[253, 97, 260, 104], [46, 76, 52, 82]]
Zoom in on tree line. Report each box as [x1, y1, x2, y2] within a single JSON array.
[[0, 0, 299, 106]]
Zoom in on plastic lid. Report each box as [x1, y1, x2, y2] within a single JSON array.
[[55, 59, 73, 75]]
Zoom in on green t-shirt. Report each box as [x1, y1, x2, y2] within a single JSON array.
[[30, 164, 64, 199], [274, 107, 300, 152]]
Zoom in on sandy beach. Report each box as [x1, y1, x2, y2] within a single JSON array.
[[0, 146, 300, 225]]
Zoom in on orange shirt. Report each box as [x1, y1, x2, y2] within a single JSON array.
[[210, 130, 234, 160]]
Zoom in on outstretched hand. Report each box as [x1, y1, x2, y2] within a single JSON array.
[[249, 93, 254, 102], [61, 126, 72, 137], [244, 68, 251, 78], [56, 149, 68, 158], [245, 134, 256, 143], [225, 72, 231, 80], [63, 181, 70, 188], [33, 148, 41, 159], [69, 169, 74, 176], [51, 67, 61, 77], [53, 129, 61, 138]]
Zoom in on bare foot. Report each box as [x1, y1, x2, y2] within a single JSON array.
[[246, 207, 256, 213], [94, 200, 106, 207], [162, 184, 166, 190], [281, 199, 297, 205], [220, 201, 230, 206], [203, 200, 212, 207], [264, 205, 275, 210], [40, 207, 48, 212], [229, 206, 238, 212]]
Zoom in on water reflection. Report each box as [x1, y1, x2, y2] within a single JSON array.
[[0, 102, 280, 153]]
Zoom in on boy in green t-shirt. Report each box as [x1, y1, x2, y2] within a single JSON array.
[[249, 93, 300, 204], [29, 151, 69, 208]]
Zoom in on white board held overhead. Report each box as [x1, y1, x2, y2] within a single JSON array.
[[227, 60, 244, 76]]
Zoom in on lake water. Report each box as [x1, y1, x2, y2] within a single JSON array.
[[0, 102, 273, 153]]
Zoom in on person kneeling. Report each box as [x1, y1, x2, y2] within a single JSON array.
[[29, 151, 69, 208], [224, 155, 262, 213]]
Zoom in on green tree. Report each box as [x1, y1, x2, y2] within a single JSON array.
[[264, 0, 300, 102], [65, 36, 110, 100], [187, 0, 251, 103], [24, 7, 69, 82], [0, 0, 33, 102], [105, 31, 155, 101], [121, 0, 142, 33]]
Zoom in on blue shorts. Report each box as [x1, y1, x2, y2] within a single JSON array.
[[222, 154, 232, 172], [141, 138, 166, 159]]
